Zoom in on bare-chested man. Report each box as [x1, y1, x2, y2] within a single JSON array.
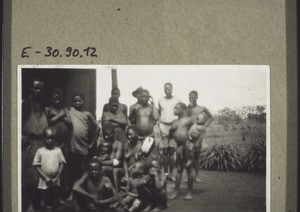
[[73, 158, 124, 212], [100, 124, 125, 193], [168, 102, 195, 200], [188, 90, 213, 183], [129, 89, 159, 138]]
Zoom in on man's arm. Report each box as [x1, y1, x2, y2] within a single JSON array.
[[149, 97, 159, 121], [203, 107, 214, 128], [128, 105, 138, 126], [86, 112, 101, 148], [73, 173, 96, 199], [97, 178, 118, 205]]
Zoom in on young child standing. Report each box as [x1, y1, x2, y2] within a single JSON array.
[[45, 88, 73, 149], [33, 127, 66, 210], [168, 102, 195, 201], [67, 94, 100, 201]]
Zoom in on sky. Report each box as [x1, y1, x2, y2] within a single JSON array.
[[96, 65, 269, 119]]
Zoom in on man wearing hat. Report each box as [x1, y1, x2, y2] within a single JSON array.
[[129, 88, 159, 138]]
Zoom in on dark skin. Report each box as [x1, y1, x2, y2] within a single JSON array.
[[188, 92, 213, 183], [129, 91, 159, 137], [35, 129, 64, 187], [72, 95, 101, 148], [22, 80, 45, 148], [73, 161, 118, 209], [102, 102, 127, 129], [101, 128, 125, 193], [123, 162, 151, 212], [45, 92, 72, 148], [169, 103, 195, 201], [149, 159, 168, 210], [124, 128, 141, 180]]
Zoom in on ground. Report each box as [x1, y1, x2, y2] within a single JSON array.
[[54, 170, 265, 212]]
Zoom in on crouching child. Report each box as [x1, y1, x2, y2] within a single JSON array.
[[73, 158, 124, 212]]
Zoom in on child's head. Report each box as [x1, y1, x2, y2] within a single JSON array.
[[111, 88, 121, 99], [126, 126, 140, 145], [72, 93, 85, 110], [189, 90, 198, 103], [50, 88, 64, 108], [102, 123, 115, 142], [130, 161, 146, 178], [164, 82, 173, 98], [30, 78, 44, 99], [149, 158, 162, 173], [99, 141, 112, 154], [108, 96, 119, 113], [174, 102, 187, 116], [140, 89, 150, 105], [43, 127, 56, 149], [88, 158, 102, 179]]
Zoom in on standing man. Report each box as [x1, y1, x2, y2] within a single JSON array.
[[187, 90, 213, 183], [129, 88, 159, 138], [158, 83, 181, 181]]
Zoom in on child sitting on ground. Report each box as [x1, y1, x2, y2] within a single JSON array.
[[123, 161, 151, 212], [148, 158, 168, 211], [97, 140, 113, 162], [73, 158, 124, 212], [32, 127, 66, 210]]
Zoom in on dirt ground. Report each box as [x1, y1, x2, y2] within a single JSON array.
[[55, 170, 265, 212]]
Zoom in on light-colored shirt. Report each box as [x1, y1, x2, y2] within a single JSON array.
[[158, 96, 181, 123], [33, 146, 66, 189]]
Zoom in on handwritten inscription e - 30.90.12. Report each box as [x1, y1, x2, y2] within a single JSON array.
[[21, 47, 98, 58]]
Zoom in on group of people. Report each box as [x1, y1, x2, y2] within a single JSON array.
[[22, 78, 213, 212]]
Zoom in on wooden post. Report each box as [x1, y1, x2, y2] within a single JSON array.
[[111, 69, 118, 89]]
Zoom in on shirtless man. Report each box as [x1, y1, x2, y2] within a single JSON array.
[[158, 83, 180, 181], [102, 97, 127, 143], [129, 89, 159, 138], [103, 88, 128, 120], [188, 90, 213, 183], [73, 158, 123, 212], [101, 124, 125, 193], [168, 102, 195, 200]]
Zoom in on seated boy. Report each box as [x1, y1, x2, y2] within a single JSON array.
[[148, 158, 168, 211], [123, 161, 151, 212], [73, 158, 124, 212]]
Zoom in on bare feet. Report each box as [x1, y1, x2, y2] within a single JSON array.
[[195, 177, 202, 183], [183, 192, 193, 200], [168, 192, 178, 200]]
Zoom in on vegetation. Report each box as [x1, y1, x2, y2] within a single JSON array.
[[200, 105, 266, 174]]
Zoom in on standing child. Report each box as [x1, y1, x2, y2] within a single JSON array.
[[168, 102, 195, 200], [33, 127, 66, 210], [67, 94, 100, 201], [45, 88, 73, 149]]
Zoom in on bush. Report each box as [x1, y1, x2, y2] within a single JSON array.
[[199, 144, 243, 172], [242, 139, 266, 173]]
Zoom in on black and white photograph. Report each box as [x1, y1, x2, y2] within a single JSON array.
[[18, 65, 270, 212]]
